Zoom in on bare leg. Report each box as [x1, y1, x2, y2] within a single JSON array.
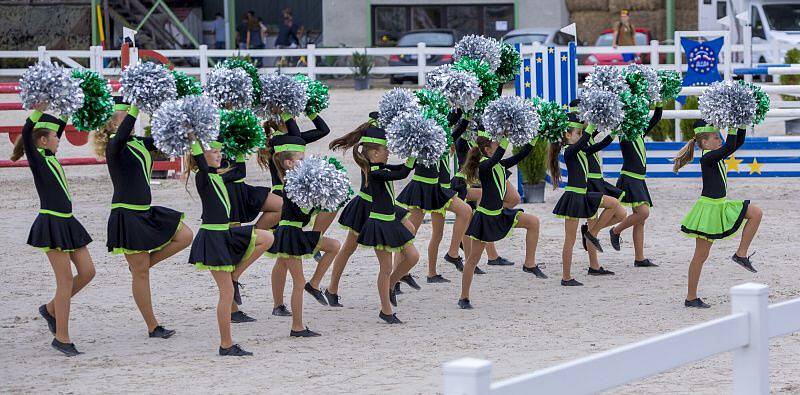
[[562, 219, 579, 281], [428, 213, 445, 277], [271, 260, 288, 308], [210, 271, 234, 348], [687, 238, 713, 301], [46, 247, 96, 335], [285, 259, 306, 331], [736, 204, 762, 257], [327, 231, 358, 294], [588, 196, 622, 236], [514, 213, 540, 268], [389, 242, 420, 285], [613, 203, 650, 235], [587, 218, 601, 270], [393, 211, 421, 273], [149, 223, 193, 267], [460, 241, 486, 299], [47, 250, 73, 343], [255, 192, 282, 230], [232, 229, 272, 282], [485, 242, 500, 260], [126, 252, 159, 331], [309, 237, 340, 289], [375, 250, 394, 314], [312, 211, 337, 235], [446, 197, 472, 258]]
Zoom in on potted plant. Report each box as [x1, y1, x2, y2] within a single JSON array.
[[781, 48, 800, 134], [515, 137, 548, 203], [350, 49, 374, 90]]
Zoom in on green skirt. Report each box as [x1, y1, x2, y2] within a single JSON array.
[[681, 196, 749, 241]]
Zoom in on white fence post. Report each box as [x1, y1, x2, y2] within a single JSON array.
[[649, 40, 659, 66], [443, 358, 492, 395], [89, 46, 97, 72], [37, 46, 48, 62], [95, 46, 105, 77], [417, 42, 427, 86], [730, 283, 770, 395], [307, 44, 316, 80], [199, 44, 208, 85]]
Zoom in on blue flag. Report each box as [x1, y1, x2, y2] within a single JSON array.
[[677, 37, 724, 104]]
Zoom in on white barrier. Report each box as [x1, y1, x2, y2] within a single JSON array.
[[442, 283, 800, 395]]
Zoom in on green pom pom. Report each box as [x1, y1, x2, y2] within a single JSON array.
[[616, 91, 650, 141], [171, 70, 202, 98], [70, 69, 113, 132], [625, 70, 648, 97], [294, 74, 330, 115], [218, 109, 266, 157], [221, 57, 262, 108], [657, 69, 683, 100], [496, 43, 522, 84], [416, 89, 454, 157], [453, 57, 499, 115], [532, 97, 569, 144], [323, 156, 354, 208], [738, 80, 770, 126]]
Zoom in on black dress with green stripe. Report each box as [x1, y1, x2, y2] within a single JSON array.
[[449, 118, 472, 200], [338, 164, 410, 234], [266, 195, 321, 259], [188, 143, 256, 272], [465, 140, 533, 242], [396, 160, 456, 214], [357, 160, 416, 251], [106, 108, 184, 255], [221, 155, 269, 224], [23, 112, 92, 252], [553, 131, 604, 219], [616, 106, 662, 207], [681, 129, 749, 241], [267, 116, 330, 197], [585, 128, 624, 200]]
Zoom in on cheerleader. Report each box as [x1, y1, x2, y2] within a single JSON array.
[[609, 105, 663, 267], [11, 106, 95, 356], [97, 99, 193, 338], [673, 122, 762, 308], [459, 134, 542, 309], [548, 122, 625, 286], [186, 139, 273, 356], [222, 153, 269, 227], [395, 115, 473, 284], [266, 135, 341, 336]]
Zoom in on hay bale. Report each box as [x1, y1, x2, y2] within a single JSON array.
[[572, 11, 614, 44], [608, 0, 664, 12], [676, 0, 696, 10], [676, 9, 698, 31], [630, 9, 666, 41], [566, 0, 609, 12]]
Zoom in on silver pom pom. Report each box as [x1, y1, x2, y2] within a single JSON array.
[[119, 62, 177, 114], [578, 89, 624, 133], [454, 35, 502, 72], [386, 111, 446, 166], [626, 64, 662, 103], [204, 67, 253, 110], [258, 72, 307, 116], [378, 88, 420, 128], [425, 64, 452, 91], [19, 61, 84, 116], [151, 95, 220, 156], [284, 156, 351, 211], [699, 80, 756, 130], [584, 66, 628, 95], [430, 68, 482, 112], [482, 96, 540, 145]]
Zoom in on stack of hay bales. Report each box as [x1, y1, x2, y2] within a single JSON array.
[[609, 0, 665, 42], [567, 0, 612, 45], [675, 0, 698, 33], [567, 0, 697, 44]]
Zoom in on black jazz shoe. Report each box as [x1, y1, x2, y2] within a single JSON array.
[[290, 327, 321, 337], [379, 311, 403, 324], [458, 298, 473, 309], [39, 304, 56, 334], [560, 278, 584, 287], [304, 282, 329, 306], [522, 265, 548, 279], [427, 274, 451, 283], [400, 274, 421, 290], [732, 253, 757, 273], [232, 281, 243, 306], [609, 228, 622, 251], [588, 266, 615, 276], [444, 254, 464, 272], [325, 290, 342, 307], [634, 259, 658, 267], [684, 298, 711, 308], [272, 304, 292, 316], [219, 344, 253, 356], [230, 311, 257, 323], [51, 339, 82, 357], [148, 325, 176, 338]]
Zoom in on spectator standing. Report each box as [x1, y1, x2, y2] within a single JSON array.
[[612, 9, 637, 62], [276, 9, 300, 48], [246, 11, 264, 66], [212, 13, 226, 49], [236, 13, 248, 49]]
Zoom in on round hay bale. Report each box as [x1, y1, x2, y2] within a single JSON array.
[[566, 0, 609, 12], [676, 9, 698, 31], [676, 0, 696, 10], [608, 0, 664, 12]]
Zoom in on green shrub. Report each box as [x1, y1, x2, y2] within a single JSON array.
[[647, 98, 697, 141], [515, 137, 548, 184], [780, 48, 800, 101]]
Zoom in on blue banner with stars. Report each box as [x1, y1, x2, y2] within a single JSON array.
[[514, 42, 577, 108], [677, 36, 724, 104]]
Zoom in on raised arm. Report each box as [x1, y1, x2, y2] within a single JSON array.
[[107, 106, 139, 156], [451, 118, 469, 142], [21, 110, 44, 163], [299, 115, 330, 143], [702, 130, 740, 163], [584, 132, 613, 155], [191, 140, 211, 174], [370, 158, 415, 181], [478, 138, 509, 171], [733, 128, 747, 152], [644, 106, 663, 137], [220, 155, 246, 182], [564, 129, 592, 159], [500, 139, 536, 169]]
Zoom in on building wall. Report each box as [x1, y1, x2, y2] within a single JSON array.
[[323, 0, 569, 47]]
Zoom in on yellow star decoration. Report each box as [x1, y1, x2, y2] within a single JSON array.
[[548, 47, 554, 53], [561, 55, 568, 61], [525, 82, 531, 87], [524, 66, 530, 72], [725, 155, 742, 172], [748, 158, 763, 175], [536, 57, 543, 63]]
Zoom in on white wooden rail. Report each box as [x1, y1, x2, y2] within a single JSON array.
[[442, 283, 800, 395]]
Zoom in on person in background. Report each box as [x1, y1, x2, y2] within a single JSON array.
[[236, 13, 248, 50], [612, 9, 637, 63], [212, 13, 225, 49], [245, 11, 264, 66], [258, 17, 268, 46], [276, 10, 300, 49]]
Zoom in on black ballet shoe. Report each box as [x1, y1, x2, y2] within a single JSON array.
[[304, 282, 329, 306], [148, 325, 176, 338], [393, 282, 403, 295], [324, 290, 342, 307], [427, 274, 451, 283], [609, 228, 622, 251], [389, 287, 398, 307], [582, 230, 604, 253], [684, 298, 711, 309], [400, 274, 421, 290], [580, 224, 589, 251], [474, 265, 486, 275], [272, 304, 292, 317], [219, 344, 253, 356], [39, 304, 56, 334], [634, 259, 658, 267], [458, 298, 473, 309], [290, 327, 321, 337], [487, 257, 515, 266], [313, 251, 323, 263], [51, 338, 82, 357], [444, 254, 464, 272], [522, 265, 548, 279], [588, 266, 615, 276], [560, 278, 584, 286], [379, 311, 403, 324], [732, 253, 757, 273], [232, 281, 243, 306], [230, 311, 257, 323]]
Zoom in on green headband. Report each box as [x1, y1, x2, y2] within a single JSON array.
[[114, 103, 130, 111], [208, 141, 223, 150], [34, 121, 61, 132], [360, 136, 386, 146], [568, 106, 579, 112], [693, 126, 719, 135], [273, 144, 306, 153], [567, 121, 585, 129], [477, 130, 491, 138], [368, 118, 379, 127]]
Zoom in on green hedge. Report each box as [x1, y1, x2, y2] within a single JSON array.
[[515, 137, 548, 184], [780, 48, 800, 101], [647, 97, 698, 142]]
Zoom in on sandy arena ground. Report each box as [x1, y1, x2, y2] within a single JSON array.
[[1, 88, 799, 394]]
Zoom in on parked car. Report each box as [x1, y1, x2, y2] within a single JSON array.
[[501, 28, 573, 46], [389, 29, 455, 84], [581, 28, 665, 66]]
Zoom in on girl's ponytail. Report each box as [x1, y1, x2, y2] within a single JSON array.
[[462, 136, 491, 185], [330, 122, 370, 151], [10, 128, 51, 162], [547, 142, 563, 189], [672, 137, 696, 173]]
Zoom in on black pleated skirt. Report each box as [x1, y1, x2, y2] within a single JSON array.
[[396, 181, 456, 214], [28, 213, 92, 252], [450, 176, 468, 200], [107, 206, 184, 254], [588, 178, 625, 200], [339, 195, 408, 234], [266, 226, 321, 259], [189, 225, 256, 272], [553, 190, 603, 219], [465, 208, 522, 243], [616, 174, 653, 207], [228, 182, 269, 224], [357, 217, 415, 252]]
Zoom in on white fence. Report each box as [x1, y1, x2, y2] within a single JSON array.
[[442, 283, 800, 395]]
